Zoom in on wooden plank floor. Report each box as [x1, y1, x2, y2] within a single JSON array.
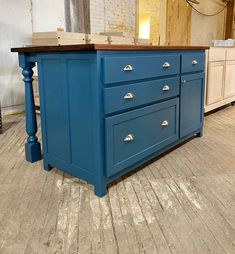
[[1, 106, 235, 254]]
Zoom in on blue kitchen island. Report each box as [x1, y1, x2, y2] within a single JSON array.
[[11, 44, 209, 196]]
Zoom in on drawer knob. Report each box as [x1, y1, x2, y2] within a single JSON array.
[[124, 92, 134, 100], [161, 120, 169, 126], [181, 80, 187, 84], [124, 134, 135, 142], [162, 85, 170, 91], [192, 60, 198, 65], [123, 65, 134, 72], [163, 62, 171, 68]]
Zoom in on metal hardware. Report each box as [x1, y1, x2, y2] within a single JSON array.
[[161, 120, 169, 126], [124, 93, 135, 99], [192, 60, 198, 65], [162, 85, 170, 91], [123, 65, 134, 71], [163, 62, 171, 68], [181, 80, 187, 84], [124, 134, 135, 142]]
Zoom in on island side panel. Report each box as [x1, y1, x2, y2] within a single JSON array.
[[37, 52, 102, 185]]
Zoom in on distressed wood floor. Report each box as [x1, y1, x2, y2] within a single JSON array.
[[1, 106, 235, 254]]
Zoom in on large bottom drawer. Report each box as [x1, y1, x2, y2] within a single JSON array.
[[105, 98, 179, 177]]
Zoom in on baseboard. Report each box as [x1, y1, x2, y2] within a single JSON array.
[[2, 104, 25, 115], [204, 96, 235, 113]]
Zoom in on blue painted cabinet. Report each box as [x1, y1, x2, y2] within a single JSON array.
[[13, 46, 206, 197], [180, 73, 204, 138]]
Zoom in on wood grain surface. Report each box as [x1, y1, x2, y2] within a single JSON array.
[[11, 44, 209, 53]]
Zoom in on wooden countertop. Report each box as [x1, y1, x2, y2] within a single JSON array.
[[11, 44, 209, 53]]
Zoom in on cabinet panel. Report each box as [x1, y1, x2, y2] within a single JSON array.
[[226, 48, 235, 61], [206, 61, 224, 105], [39, 57, 96, 177], [208, 48, 226, 62], [180, 73, 204, 138], [224, 61, 235, 98]]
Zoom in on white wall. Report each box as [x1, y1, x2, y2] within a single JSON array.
[[32, 0, 65, 32], [191, 2, 227, 46], [0, 0, 32, 113], [0, 0, 65, 113]]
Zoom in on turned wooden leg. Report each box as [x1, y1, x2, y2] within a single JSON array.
[[22, 63, 42, 163]]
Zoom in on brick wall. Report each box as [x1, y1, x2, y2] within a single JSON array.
[[139, 0, 160, 44], [90, 0, 136, 37]]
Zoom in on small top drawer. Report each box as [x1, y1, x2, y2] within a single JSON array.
[[181, 53, 205, 73], [104, 77, 180, 114], [103, 55, 180, 84]]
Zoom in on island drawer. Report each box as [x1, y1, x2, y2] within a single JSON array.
[[104, 77, 180, 114], [105, 98, 179, 177], [103, 55, 180, 84], [181, 53, 205, 74]]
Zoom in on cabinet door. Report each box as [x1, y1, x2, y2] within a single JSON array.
[[180, 73, 204, 138], [224, 61, 235, 98], [206, 61, 224, 105]]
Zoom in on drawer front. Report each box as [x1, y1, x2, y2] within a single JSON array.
[[209, 48, 226, 61], [181, 53, 205, 73], [105, 98, 179, 177], [104, 77, 180, 114], [103, 55, 180, 84]]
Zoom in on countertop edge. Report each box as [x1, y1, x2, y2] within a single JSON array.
[[11, 44, 210, 53]]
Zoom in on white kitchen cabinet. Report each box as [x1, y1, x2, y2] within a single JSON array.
[[206, 61, 224, 105], [205, 48, 235, 113], [224, 61, 235, 99]]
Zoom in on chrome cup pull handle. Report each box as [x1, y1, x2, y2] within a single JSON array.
[[124, 92, 134, 100], [181, 80, 187, 84], [124, 134, 135, 142], [161, 120, 169, 126], [192, 60, 198, 65], [123, 65, 134, 71], [162, 85, 170, 91], [163, 62, 171, 68]]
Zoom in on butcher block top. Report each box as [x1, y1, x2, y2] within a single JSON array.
[[11, 44, 209, 53]]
